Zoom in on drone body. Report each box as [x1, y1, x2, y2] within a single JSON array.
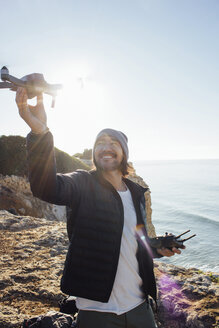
[[0, 66, 62, 107]]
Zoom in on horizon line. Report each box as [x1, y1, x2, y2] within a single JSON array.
[[132, 158, 219, 162]]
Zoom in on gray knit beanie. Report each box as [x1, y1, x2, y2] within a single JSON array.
[[93, 128, 129, 159]]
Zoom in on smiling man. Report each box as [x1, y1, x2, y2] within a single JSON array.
[[94, 132, 125, 172], [15, 84, 183, 328], [93, 129, 130, 188]]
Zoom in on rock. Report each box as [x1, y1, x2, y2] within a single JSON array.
[[0, 175, 66, 221], [1, 211, 218, 328], [154, 262, 219, 327], [0, 304, 22, 328], [0, 211, 67, 327], [0, 172, 218, 327], [128, 172, 156, 237]]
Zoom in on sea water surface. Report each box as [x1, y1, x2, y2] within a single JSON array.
[[133, 159, 219, 273]]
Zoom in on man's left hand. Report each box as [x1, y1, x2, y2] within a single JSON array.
[[157, 246, 185, 257]]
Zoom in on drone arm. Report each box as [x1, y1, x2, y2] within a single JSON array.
[[1, 66, 62, 107], [0, 82, 13, 89], [3, 74, 27, 88]]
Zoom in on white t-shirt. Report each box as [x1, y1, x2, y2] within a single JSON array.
[[76, 187, 145, 315]]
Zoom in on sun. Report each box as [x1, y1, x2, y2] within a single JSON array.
[[50, 62, 106, 114], [44, 61, 110, 155]]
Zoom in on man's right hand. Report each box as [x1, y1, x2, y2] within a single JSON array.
[[16, 87, 48, 134]]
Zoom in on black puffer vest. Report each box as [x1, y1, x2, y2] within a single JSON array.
[[61, 171, 157, 302], [26, 132, 157, 303]]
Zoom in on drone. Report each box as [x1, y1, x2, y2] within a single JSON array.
[[0, 66, 62, 107]]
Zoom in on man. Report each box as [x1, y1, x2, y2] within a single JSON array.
[[16, 85, 183, 328]]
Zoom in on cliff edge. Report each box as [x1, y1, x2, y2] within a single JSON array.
[[0, 174, 218, 327], [0, 210, 218, 328]]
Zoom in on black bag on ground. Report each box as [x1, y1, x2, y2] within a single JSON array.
[[23, 311, 76, 328], [59, 296, 78, 316]]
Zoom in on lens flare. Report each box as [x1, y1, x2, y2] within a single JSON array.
[[157, 270, 191, 318], [135, 224, 153, 258], [136, 224, 190, 316]]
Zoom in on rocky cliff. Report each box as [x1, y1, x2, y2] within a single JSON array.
[[128, 170, 156, 237], [0, 174, 218, 327], [0, 173, 156, 237], [0, 210, 218, 328], [0, 174, 66, 221]]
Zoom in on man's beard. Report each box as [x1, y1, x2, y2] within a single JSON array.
[[95, 160, 122, 172], [94, 152, 122, 173]]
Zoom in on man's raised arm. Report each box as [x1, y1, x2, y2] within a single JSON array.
[[15, 84, 79, 206]]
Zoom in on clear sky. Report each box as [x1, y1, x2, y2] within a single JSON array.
[[1, 0, 219, 160]]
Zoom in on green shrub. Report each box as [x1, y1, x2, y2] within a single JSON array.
[[55, 148, 90, 173], [0, 135, 28, 176], [73, 148, 92, 160], [0, 135, 89, 177], [208, 273, 219, 284]]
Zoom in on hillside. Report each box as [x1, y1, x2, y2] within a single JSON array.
[[0, 135, 89, 177]]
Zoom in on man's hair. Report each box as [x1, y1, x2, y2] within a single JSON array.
[[119, 154, 134, 177]]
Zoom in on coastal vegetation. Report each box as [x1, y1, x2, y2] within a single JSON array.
[[0, 135, 89, 177], [73, 148, 92, 160]]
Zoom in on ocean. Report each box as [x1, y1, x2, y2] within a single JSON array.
[[133, 159, 219, 273]]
